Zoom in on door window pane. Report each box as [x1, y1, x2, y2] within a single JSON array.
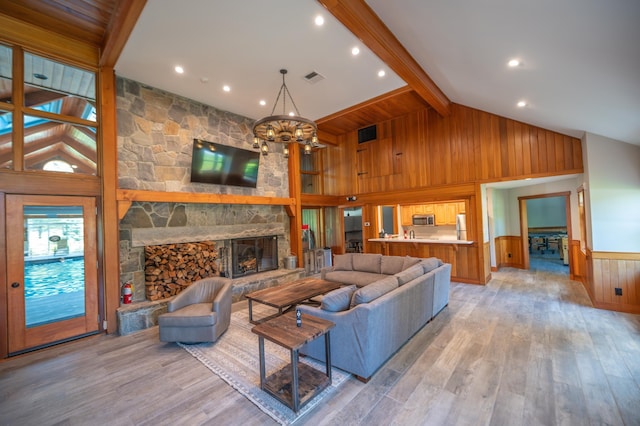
[[23, 205, 85, 327]]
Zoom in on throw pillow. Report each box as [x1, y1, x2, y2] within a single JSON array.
[[402, 256, 421, 271], [333, 253, 353, 271], [420, 257, 442, 273], [381, 256, 406, 275], [352, 253, 382, 274], [321, 285, 357, 312], [351, 276, 398, 307], [395, 263, 424, 285]]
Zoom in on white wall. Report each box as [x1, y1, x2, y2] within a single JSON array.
[[583, 133, 640, 252], [526, 197, 567, 228]]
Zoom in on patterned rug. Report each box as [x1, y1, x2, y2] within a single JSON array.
[[178, 306, 350, 425]]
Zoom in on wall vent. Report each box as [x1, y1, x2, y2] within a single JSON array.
[[358, 125, 377, 144], [304, 70, 325, 84]]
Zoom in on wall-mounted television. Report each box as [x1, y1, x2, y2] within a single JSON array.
[[190, 139, 260, 188]]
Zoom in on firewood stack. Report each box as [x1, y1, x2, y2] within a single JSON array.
[[144, 241, 218, 300]]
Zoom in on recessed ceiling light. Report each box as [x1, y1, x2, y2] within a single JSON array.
[[517, 100, 527, 108], [508, 59, 521, 67], [352, 47, 360, 56], [378, 70, 386, 77], [259, 100, 266, 106], [174, 66, 184, 74], [315, 15, 324, 26], [223, 85, 231, 92]]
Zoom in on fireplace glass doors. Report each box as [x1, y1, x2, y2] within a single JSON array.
[[231, 235, 278, 278]]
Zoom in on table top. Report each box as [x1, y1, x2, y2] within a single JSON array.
[[245, 277, 341, 308], [251, 311, 335, 350]]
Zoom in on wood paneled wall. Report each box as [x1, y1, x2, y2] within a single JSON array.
[[495, 236, 524, 269], [588, 251, 640, 314], [321, 103, 583, 196]]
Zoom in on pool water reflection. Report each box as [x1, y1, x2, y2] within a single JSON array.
[[24, 257, 85, 327]]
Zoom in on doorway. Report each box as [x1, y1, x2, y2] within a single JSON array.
[[519, 192, 571, 274], [344, 207, 362, 253], [6, 195, 99, 355]]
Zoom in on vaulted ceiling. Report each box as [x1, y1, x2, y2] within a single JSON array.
[[2, 0, 639, 148]]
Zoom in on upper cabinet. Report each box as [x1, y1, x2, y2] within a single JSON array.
[[401, 201, 466, 226]]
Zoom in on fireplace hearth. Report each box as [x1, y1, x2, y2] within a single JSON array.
[[231, 235, 278, 278]]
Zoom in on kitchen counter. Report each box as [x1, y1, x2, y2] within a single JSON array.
[[368, 237, 474, 245]]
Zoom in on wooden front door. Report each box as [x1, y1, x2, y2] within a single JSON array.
[[6, 195, 99, 354]]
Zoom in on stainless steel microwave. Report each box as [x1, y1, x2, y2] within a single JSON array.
[[412, 214, 435, 226]]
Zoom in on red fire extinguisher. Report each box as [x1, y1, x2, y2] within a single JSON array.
[[122, 282, 133, 304]]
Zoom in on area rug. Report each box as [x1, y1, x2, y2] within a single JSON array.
[[178, 306, 350, 425]]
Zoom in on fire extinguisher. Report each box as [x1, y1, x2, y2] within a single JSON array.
[[122, 282, 133, 304]]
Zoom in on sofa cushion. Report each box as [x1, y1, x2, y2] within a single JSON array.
[[333, 253, 353, 271], [351, 276, 399, 306], [420, 257, 443, 273], [352, 253, 382, 274], [380, 256, 406, 275], [324, 270, 387, 287], [402, 256, 422, 271], [395, 263, 424, 285], [321, 285, 357, 312]]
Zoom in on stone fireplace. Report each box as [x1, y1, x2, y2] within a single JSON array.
[[231, 235, 278, 278]]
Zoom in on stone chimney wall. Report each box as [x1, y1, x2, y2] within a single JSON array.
[[116, 77, 292, 302]]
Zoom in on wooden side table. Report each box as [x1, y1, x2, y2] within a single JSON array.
[[251, 311, 335, 412]]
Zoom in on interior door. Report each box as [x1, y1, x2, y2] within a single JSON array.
[[6, 195, 99, 354]]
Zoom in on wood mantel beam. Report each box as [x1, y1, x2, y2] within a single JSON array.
[[116, 189, 296, 220], [318, 0, 451, 117]]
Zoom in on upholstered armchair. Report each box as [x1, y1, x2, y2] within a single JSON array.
[[158, 277, 232, 343]]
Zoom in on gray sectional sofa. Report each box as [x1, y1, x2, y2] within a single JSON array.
[[299, 253, 451, 381]]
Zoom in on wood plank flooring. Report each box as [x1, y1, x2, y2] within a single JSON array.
[[1, 264, 639, 425]]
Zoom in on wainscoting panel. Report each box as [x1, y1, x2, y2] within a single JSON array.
[[589, 250, 640, 314], [495, 235, 523, 269]]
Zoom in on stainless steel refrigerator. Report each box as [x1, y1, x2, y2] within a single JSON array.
[[456, 214, 467, 240]]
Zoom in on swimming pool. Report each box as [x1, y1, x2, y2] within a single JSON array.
[[24, 257, 85, 298]]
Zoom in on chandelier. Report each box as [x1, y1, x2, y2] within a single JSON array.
[[252, 69, 319, 157]]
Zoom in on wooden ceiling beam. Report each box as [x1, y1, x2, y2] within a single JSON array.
[[318, 0, 451, 117], [100, 0, 148, 67]]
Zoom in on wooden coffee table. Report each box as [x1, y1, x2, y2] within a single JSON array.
[[245, 277, 341, 324], [251, 311, 335, 413]]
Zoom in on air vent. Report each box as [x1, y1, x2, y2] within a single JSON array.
[[358, 125, 377, 144], [303, 70, 325, 84]]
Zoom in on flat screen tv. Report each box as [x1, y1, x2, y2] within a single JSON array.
[[190, 139, 260, 188]]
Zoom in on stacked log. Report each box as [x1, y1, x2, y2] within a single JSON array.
[[144, 241, 218, 301]]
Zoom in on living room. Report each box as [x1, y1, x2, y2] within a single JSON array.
[[0, 1, 639, 424]]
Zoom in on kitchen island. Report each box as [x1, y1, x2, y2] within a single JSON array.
[[367, 237, 481, 284]]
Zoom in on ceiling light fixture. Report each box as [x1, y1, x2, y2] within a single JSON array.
[[517, 100, 527, 108], [378, 70, 386, 77], [175, 66, 184, 74], [315, 15, 324, 26], [223, 85, 231, 92], [252, 69, 320, 157], [508, 59, 521, 67], [352, 47, 360, 56]]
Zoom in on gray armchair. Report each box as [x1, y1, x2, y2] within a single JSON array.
[[158, 277, 232, 343]]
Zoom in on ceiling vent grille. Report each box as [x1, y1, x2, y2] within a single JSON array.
[[303, 71, 325, 84]]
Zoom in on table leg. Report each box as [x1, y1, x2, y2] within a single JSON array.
[[291, 349, 299, 412], [325, 331, 332, 382], [248, 299, 254, 323], [258, 336, 265, 390]]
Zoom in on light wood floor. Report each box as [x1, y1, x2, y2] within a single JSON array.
[[1, 264, 639, 425]]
